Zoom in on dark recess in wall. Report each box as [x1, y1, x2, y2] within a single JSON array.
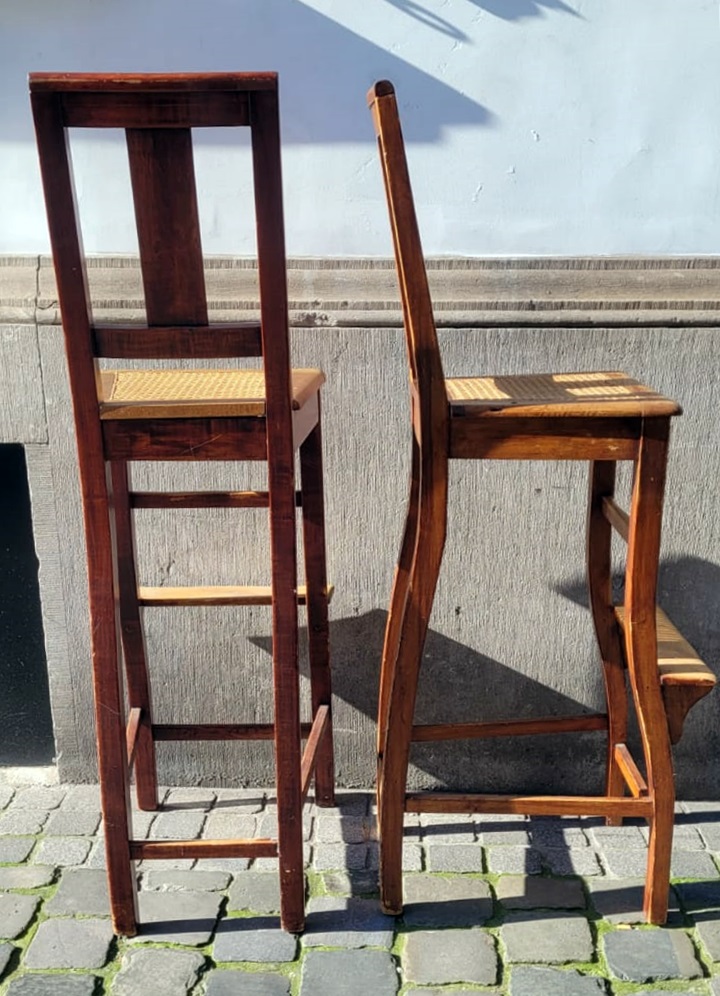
[[0, 445, 54, 765]]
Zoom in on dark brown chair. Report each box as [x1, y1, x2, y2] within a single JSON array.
[[368, 79, 715, 925], [30, 72, 335, 935]]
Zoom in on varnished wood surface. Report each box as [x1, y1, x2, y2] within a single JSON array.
[[405, 793, 653, 818], [32, 71, 334, 938], [410, 714, 608, 742], [614, 606, 715, 685], [368, 79, 700, 927], [138, 584, 334, 606]]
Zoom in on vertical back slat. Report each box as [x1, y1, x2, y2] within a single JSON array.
[[126, 128, 208, 326]]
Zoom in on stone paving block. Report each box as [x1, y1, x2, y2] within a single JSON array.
[[257, 814, 313, 841], [0, 893, 38, 938], [674, 880, 720, 913], [696, 824, 720, 851], [24, 918, 114, 969], [194, 857, 251, 874], [693, 915, 720, 961], [228, 872, 281, 913], [502, 913, 594, 964], [6, 976, 98, 996], [588, 878, 681, 924], [255, 843, 311, 873], [588, 824, 648, 849], [495, 875, 585, 910], [0, 787, 14, 811], [34, 837, 91, 867], [401, 844, 423, 871], [300, 949, 398, 995], [0, 811, 49, 835], [313, 843, 368, 871], [405, 991, 500, 996], [331, 793, 371, 817], [476, 823, 530, 847], [0, 866, 54, 889], [142, 870, 230, 892], [149, 811, 206, 840], [670, 850, 719, 879], [85, 839, 106, 870], [202, 813, 256, 839], [666, 825, 705, 850], [163, 787, 217, 810], [321, 870, 379, 896], [44, 810, 101, 837], [603, 927, 702, 982], [426, 844, 484, 873], [303, 896, 395, 949], [111, 947, 205, 995], [421, 822, 476, 844], [129, 890, 223, 946], [0, 942, 12, 978], [529, 819, 590, 849], [11, 788, 65, 811], [60, 785, 102, 810], [46, 868, 111, 916], [213, 916, 297, 963], [402, 874, 492, 927], [403, 929, 498, 986], [542, 847, 602, 876], [129, 812, 156, 839], [0, 838, 35, 863], [315, 815, 376, 844], [206, 971, 291, 996], [212, 789, 265, 814], [486, 847, 542, 875], [509, 966, 606, 995], [712, 980, 720, 995]]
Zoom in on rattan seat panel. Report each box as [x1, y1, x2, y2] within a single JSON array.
[[615, 606, 717, 686], [99, 368, 325, 419], [446, 371, 680, 418]]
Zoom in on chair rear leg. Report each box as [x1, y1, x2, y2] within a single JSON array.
[[110, 461, 158, 812], [624, 419, 674, 925], [587, 460, 628, 824], [299, 413, 335, 808], [94, 464, 139, 935], [379, 448, 447, 915]]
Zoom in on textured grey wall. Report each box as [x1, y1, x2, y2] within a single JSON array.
[[1, 258, 718, 796]]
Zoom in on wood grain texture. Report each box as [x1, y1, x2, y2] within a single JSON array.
[[93, 323, 262, 359], [405, 792, 653, 817], [614, 743, 649, 798], [410, 714, 608, 742], [130, 839, 278, 860], [138, 584, 332, 606]]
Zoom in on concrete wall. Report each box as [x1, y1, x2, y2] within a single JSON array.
[[3, 1, 720, 255], [0, 256, 718, 796]]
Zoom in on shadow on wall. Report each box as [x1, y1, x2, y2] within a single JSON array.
[[2, 0, 491, 144], [385, 0, 582, 26], [252, 608, 610, 795]]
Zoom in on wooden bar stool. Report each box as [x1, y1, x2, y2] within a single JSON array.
[[368, 80, 715, 925], [30, 72, 335, 935]]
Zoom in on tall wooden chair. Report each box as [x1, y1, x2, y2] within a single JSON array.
[[30, 72, 335, 935], [368, 80, 715, 925]]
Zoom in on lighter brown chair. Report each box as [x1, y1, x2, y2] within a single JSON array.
[[368, 80, 715, 925], [30, 72, 334, 935]]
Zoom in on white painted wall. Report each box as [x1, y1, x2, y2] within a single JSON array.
[[2, 0, 720, 257]]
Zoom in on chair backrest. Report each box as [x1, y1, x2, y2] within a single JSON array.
[[29, 72, 293, 437], [367, 81, 447, 434]]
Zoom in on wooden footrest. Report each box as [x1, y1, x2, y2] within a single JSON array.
[[615, 605, 716, 743], [138, 584, 334, 606], [129, 838, 278, 860]]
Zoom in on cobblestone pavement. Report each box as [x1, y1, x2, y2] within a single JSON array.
[[0, 785, 719, 993]]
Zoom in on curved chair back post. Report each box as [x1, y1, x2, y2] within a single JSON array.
[[367, 82, 448, 450]]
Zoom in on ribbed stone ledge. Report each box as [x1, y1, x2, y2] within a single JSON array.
[[3, 254, 720, 327]]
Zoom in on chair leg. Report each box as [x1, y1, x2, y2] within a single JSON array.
[[586, 460, 628, 824], [299, 412, 335, 808], [269, 476, 305, 933], [378, 442, 447, 915], [110, 462, 158, 812], [91, 465, 139, 935], [624, 418, 674, 925], [377, 432, 420, 830]]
